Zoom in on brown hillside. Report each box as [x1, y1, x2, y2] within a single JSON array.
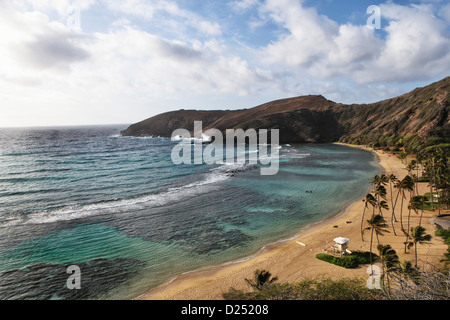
[[122, 77, 450, 149]]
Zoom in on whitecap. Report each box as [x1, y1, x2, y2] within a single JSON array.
[[1, 165, 235, 227]]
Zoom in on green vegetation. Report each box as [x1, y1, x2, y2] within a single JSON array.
[[223, 267, 450, 300], [315, 251, 378, 269], [347, 251, 376, 264], [421, 193, 445, 211], [344, 124, 449, 155], [223, 276, 384, 300], [341, 76, 450, 154], [435, 229, 450, 263], [415, 176, 430, 183], [358, 147, 449, 252], [418, 148, 450, 214], [315, 253, 358, 268], [435, 229, 450, 244]]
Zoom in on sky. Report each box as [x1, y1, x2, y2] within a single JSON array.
[[0, 0, 449, 127]]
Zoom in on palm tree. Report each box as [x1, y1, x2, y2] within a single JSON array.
[[378, 244, 400, 271], [364, 214, 390, 267], [394, 175, 414, 233], [439, 173, 450, 210], [371, 174, 388, 188], [421, 147, 449, 215], [374, 185, 388, 218], [406, 160, 418, 195], [361, 194, 376, 241], [410, 195, 425, 226], [379, 174, 389, 186], [378, 199, 389, 217], [423, 152, 437, 211], [377, 244, 400, 293], [404, 197, 422, 253], [434, 149, 448, 216], [245, 269, 278, 291], [416, 152, 425, 175], [406, 226, 432, 267], [388, 174, 398, 235]]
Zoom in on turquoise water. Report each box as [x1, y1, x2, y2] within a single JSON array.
[[0, 126, 379, 299]]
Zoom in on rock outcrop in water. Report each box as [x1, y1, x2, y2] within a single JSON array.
[[122, 77, 450, 149]]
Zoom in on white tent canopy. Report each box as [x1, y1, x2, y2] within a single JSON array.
[[333, 237, 350, 245]]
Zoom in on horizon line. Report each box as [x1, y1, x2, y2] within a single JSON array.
[[0, 123, 132, 130]]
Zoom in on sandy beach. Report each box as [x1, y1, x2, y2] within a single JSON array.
[[138, 144, 448, 300]]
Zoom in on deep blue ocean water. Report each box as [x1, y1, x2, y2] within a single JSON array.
[[0, 125, 379, 299]]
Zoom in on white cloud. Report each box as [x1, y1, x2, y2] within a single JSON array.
[[104, 0, 222, 36], [81, 26, 272, 97], [0, 3, 89, 74], [439, 3, 450, 23], [260, 0, 343, 68], [21, 0, 95, 14], [231, 0, 260, 12], [368, 2, 450, 82], [0, 0, 449, 127], [258, 0, 450, 84], [0, 2, 275, 126]]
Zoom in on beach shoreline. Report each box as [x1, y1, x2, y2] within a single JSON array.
[[137, 143, 447, 300], [137, 192, 363, 300]]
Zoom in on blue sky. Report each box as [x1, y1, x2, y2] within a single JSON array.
[[0, 0, 449, 127]]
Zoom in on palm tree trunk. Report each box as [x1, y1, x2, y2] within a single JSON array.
[[391, 187, 401, 236], [407, 209, 411, 234], [390, 210, 397, 236], [361, 204, 367, 242], [416, 166, 419, 195], [429, 184, 434, 211], [432, 161, 440, 216], [393, 187, 400, 222], [389, 182, 396, 226], [409, 171, 416, 197], [400, 192, 405, 232], [414, 242, 418, 267], [370, 227, 374, 268], [386, 272, 391, 297], [437, 189, 441, 216], [405, 208, 411, 254]]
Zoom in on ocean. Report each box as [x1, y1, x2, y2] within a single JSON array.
[[0, 125, 379, 299]]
